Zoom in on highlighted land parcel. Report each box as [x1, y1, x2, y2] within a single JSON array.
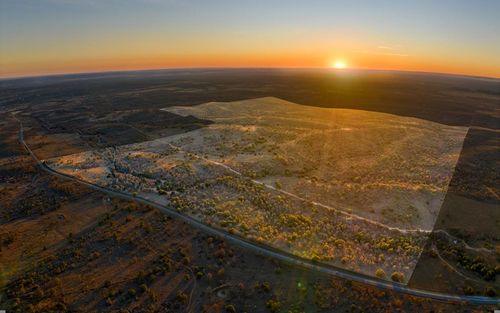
[[45, 97, 468, 282]]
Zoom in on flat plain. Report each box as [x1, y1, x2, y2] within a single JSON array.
[[1, 69, 498, 312], [45, 96, 468, 282]]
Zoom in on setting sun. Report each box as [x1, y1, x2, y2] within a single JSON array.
[[331, 60, 347, 69]]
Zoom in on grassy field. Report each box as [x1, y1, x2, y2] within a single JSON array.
[[2, 112, 491, 312], [45, 97, 469, 282]]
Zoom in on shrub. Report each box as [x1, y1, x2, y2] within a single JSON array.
[[390, 272, 404, 283], [375, 268, 386, 278], [485, 287, 497, 297], [464, 286, 475, 295], [266, 299, 281, 313], [176, 291, 188, 304], [55, 303, 67, 311], [128, 288, 136, 297], [140, 283, 149, 293], [217, 268, 225, 277], [261, 282, 271, 292], [274, 181, 282, 189], [214, 248, 226, 259]]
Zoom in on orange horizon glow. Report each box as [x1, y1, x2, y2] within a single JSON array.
[[2, 53, 500, 79], [2, 1, 499, 80]]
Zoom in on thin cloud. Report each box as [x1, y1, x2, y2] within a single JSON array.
[[378, 52, 410, 57], [377, 44, 402, 50], [355, 50, 411, 57]]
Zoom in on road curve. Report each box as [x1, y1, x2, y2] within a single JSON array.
[[14, 115, 499, 306]]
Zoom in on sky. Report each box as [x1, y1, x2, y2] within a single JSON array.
[[1, 0, 500, 78]]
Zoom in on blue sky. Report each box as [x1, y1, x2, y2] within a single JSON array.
[[1, 0, 499, 77]]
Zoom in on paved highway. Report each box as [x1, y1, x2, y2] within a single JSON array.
[[14, 115, 499, 305]]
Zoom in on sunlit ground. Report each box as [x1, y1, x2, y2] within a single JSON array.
[[46, 97, 469, 282]]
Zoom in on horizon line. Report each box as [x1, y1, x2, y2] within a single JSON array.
[[1, 66, 499, 82]]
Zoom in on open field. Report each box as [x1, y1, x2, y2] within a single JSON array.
[[163, 97, 468, 230], [1, 69, 499, 306], [2, 113, 493, 313], [45, 97, 469, 282]]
